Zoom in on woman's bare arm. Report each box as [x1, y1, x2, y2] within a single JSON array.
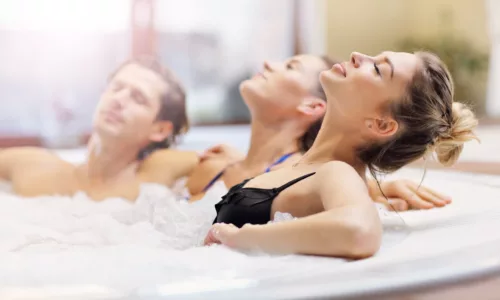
[[205, 161, 382, 258]]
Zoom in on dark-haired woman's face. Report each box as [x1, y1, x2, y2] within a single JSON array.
[[320, 51, 419, 127], [240, 55, 328, 115]]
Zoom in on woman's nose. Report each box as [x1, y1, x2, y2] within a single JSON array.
[[350, 52, 363, 68], [263, 60, 281, 72], [263, 60, 273, 71], [350, 52, 373, 68]]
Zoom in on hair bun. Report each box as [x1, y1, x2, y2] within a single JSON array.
[[434, 102, 479, 166]]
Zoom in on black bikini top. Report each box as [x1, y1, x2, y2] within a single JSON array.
[[213, 172, 316, 228]]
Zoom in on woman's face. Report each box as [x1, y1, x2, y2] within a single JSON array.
[[240, 55, 328, 116], [320, 51, 420, 125]]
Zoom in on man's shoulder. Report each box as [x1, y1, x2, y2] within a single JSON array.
[[1, 147, 61, 163], [0, 147, 68, 181]]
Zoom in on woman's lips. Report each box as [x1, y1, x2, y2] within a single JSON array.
[[332, 63, 346, 77]]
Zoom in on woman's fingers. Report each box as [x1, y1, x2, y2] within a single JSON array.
[[199, 145, 225, 161], [386, 199, 410, 211], [385, 180, 451, 209], [375, 196, 409, 211], [419, 186, 452, 204], [415, 188, 447, 207]]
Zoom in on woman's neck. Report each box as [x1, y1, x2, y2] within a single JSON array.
[[242, 119, 302, 170], [299, 112, 367, 178]]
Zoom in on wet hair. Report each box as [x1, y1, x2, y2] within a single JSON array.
[[298, 55, 339, 153], [108, 56, 189, 160], [357, 51, 478, 176]]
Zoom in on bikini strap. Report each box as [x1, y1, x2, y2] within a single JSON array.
[[202, 169, 226, 192], [274, 172, 316, 193], [203, 152, 297, 192], [265, 152, 297, 173]]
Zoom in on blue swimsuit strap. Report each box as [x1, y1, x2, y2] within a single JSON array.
[[202, 152, 297, 193], [264, 152, 297, 173], [202, 169, 226, 193]]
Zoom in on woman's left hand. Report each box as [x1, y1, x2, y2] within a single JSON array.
[[374, 179, 452, 211], [204, 223, 255, 250], [199, 144, 245, 164]]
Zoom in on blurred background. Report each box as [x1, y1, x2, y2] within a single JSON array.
[[0, 0, 498, 148]]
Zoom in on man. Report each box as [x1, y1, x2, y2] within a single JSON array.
[[0, 57, 198, 201]]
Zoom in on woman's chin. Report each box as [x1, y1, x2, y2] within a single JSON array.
[[240, 82, 267, 103], [319, 71, 342, 91]]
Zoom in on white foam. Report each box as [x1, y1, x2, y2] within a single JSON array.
[[1, 165, 500, 296], [0, 184, 215, 252], [0, 183, 347, 293], [0, 180, 12, 193], [1, 125, 495, 298]]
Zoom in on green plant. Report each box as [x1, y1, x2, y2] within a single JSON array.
[[397, 35, 489, 114]]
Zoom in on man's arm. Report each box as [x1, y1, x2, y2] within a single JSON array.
[[140, 149, 200, 186], [0, 148, 12, 180], [0, 147, 52, 181]]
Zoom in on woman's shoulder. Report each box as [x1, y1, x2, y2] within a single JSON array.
[[313, 161, 370, 207], [312, 161, 367, 191]]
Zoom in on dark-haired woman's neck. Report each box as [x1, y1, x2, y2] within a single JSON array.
[[242, 119, 301, 170]]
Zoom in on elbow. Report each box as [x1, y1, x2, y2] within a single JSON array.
[[318, 218, 382, 259], [346, 221, 382, 259]]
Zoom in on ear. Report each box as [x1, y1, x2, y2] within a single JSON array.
[[366, 117, 399, 138], [296, 97, 326, 118], [149, 120, 174, 142]]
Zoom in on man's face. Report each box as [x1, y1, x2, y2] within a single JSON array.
[[93, 63, 168, 146]]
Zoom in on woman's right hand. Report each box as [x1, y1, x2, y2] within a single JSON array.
[[199, 144, 245, 164]]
